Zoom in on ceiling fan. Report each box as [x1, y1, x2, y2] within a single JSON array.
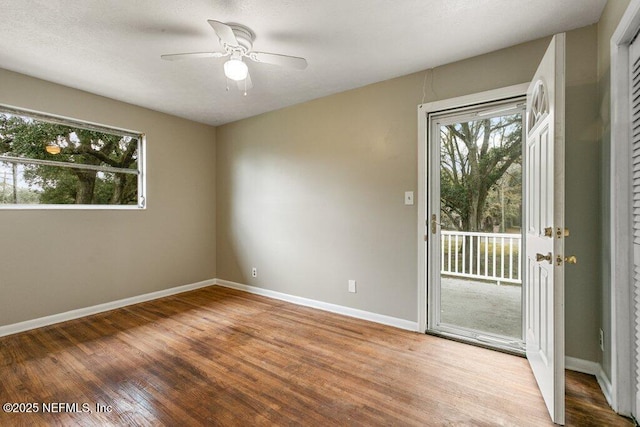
[[161, 20, 308, 94]]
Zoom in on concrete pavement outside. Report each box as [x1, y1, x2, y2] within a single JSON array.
[[440, 277, 522, 339]]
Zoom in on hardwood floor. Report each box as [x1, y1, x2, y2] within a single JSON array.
[[0, 286, 633, 426]]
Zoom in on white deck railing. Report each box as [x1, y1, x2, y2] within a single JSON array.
[[441, 230, 522, 285]]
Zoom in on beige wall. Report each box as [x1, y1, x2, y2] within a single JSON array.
[[0, 69, 217, 326], [216, 72, 425, 318], [216, 26, 602, 361], [565, 26, 601, 363], [597, 0, 631, 379]]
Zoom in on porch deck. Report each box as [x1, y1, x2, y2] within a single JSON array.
[[440, 276, 522, 339]]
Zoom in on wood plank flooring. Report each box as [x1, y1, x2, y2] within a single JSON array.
[[0, 286, 633, 426]]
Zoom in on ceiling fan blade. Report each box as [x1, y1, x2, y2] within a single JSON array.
[[208, 20, 239, 47], [248, 52, 307, 70], [161, 52, 227, 61]]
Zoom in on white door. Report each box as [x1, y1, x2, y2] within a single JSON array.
[[525, 33, 566, 425]]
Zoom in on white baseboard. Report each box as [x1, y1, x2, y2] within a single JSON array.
[[596, 367, 614, 407], [565, 356, 600, 375], [1, 277, 418, 337], [215, 279, 420, 332], [0, 279, 216, 338], [565, 356, 613, 407]]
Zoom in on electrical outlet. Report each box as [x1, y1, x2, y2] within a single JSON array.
[[252, 267, 257, 278], [348, 280, 357, 293], [599, 328, 604, 351]]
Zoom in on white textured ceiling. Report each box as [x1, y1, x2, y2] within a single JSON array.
[[0, 0, 606, 126]]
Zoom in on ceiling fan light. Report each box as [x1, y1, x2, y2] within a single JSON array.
[[224, 58, 248, 81], [45, 143, 61, 155]]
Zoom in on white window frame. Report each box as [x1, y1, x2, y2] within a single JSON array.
[[416, 83, 529, 334], [0, 104, 146, 210]]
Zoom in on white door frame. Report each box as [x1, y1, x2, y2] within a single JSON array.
[[417, 83, 530, 333], [610, 0, 640, 417]]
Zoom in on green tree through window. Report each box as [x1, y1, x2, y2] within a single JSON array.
[[439, 113, 522, 232], [0, 108, 143, 206]]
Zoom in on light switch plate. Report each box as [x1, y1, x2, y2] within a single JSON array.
[[404, 191, 414, 205]]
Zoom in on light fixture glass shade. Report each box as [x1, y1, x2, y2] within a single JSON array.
[[45, 144, 61, 155], [224, 58, 248, 81]]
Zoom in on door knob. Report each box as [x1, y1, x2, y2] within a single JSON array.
[[555, 255, 578, 265], [536, 253, 552, 263]]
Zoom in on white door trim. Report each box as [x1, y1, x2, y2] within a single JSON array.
[[416, 83, 529, 333], [610, 0, 640, 417]]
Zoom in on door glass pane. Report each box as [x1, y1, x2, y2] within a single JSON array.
[[438, 111, 523, 340]]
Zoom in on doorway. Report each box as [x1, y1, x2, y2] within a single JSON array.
[[426, 98, 525, 353], [417, 35, 567, 425]]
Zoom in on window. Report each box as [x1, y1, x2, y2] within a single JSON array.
[[0, 105, 145, 208]]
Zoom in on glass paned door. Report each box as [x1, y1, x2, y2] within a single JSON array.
[[427, 99, 525, 352]]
